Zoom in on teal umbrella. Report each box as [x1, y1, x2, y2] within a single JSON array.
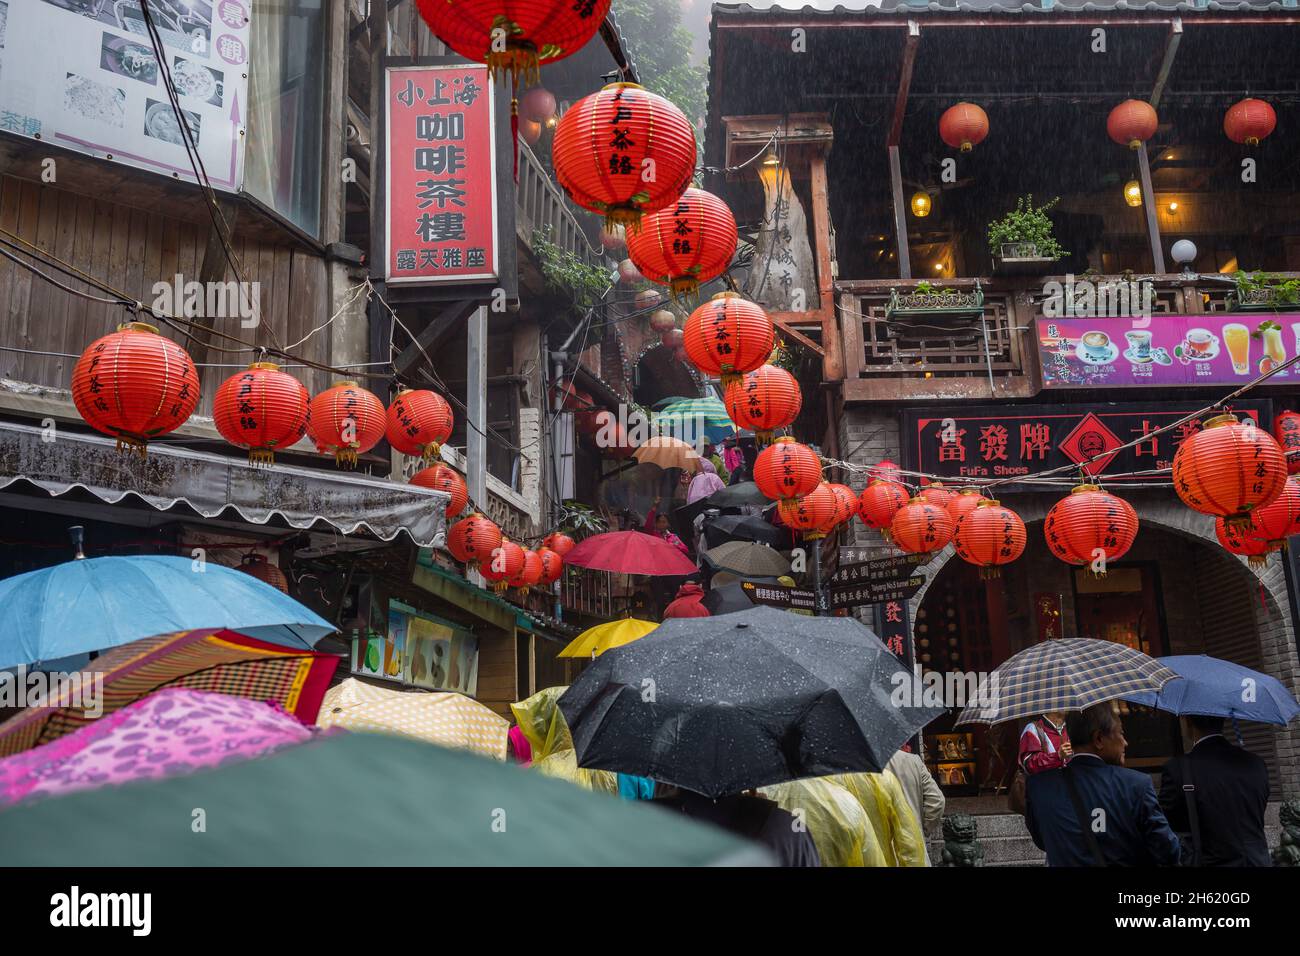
[[0, 732, 770, 866], [653, 396, 735, 446]]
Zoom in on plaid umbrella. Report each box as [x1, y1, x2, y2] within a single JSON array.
[[954, 638, 1181, 726], [703, 541, 791, 578]]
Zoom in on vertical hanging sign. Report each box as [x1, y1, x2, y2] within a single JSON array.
[[385, 63, 498, 285]]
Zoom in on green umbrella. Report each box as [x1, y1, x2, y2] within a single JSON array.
[[653, 397, 735, 445], [0, 732, 770, 866]]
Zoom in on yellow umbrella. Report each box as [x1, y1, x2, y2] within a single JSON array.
[[633, 435, 701, 471], [558, 617, 659, 659], [317, 677, 509, 760]]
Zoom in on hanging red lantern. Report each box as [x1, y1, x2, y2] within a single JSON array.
[[723, 365, 801, 444], [542, 532, 575, 557], [447, 513, 503, 570], [635, 288, 663, 311], [683, 292, 777, 387], [1043, 484, 1139, 574], [1216, 516, 1276, 570], [601, 225, 628, 255], [947, 487, 985, 525], [827, 483, 857, 528], [411, 463, 469, 519], [649, 310, 677, 333], [307, 381, 386, 468], [626, 188, 738, 298], [953, 499, 1026, 579], [552, 83, 697, 230], [385, 388, 454, 461], [1246, 475, 1300, 549], [71, 322, 200, 456], [1273, 411, 1300, 475], [777, 482, 839, 540], [873, 460, 903, 481], [618, 259, 643, 284], [661, 328, 685, 349], [520, 119, 543, 147], [890, 498, 955, 561], [754, 436, 822, 501], [520, 87, 557, 126], [537, 546, 564, 584], [1172, 413, 1287, 528], [213, 361, 309, 467], [413, 0, 610, 83], [509, 548, 544, 593], [1107, 99, 1159, 149], [1224, 98, 1276, 146], [238, 554, 288, 594], [480, 539, 526, 593], [917, 481, 952, 510], [939, 102, 989, 152], [857, 479, 909, 540]]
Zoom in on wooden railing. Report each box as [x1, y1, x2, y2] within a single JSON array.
[[515, 141, 605, 270]]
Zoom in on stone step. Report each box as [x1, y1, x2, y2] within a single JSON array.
[[929, 833, 1046, 865]]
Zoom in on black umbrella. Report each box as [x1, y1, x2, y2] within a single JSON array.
[[700, 579, 779, 615], [703, 514, 792, 550], [558, 606, 945, 798], [702, 481, 770, 509]]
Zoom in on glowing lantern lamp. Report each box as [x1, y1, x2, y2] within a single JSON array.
[[954, 499, 1026, 579], [1172, 413, 1287, 528], [911, 191, 932, 218], [1124, 180, 1143, 208], [213, 362, 310, 467]]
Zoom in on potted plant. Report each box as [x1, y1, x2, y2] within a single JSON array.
[[1229, 271, 1300, 312], [987, 195, 1068, 274], [886, 279, 984, 318]]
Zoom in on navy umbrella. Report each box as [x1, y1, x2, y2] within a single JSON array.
[[1124, 655, 1300, 726], [559, 605, 945, 798]]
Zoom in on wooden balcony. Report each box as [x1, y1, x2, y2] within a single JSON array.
[[514, 141, 605, 271], [559, 567, 626, 621]]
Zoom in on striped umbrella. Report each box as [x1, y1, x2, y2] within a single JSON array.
[[954, 638, 1181, 726], [653, 396, 735, 445]]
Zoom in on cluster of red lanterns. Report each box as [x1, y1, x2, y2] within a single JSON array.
[[446, 515, 570, 598]]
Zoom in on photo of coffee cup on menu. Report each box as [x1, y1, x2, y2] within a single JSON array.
[[1125, 329, 1153, 360], [1082, 330, 1110, 359], [1187, 328, 1214, 354]]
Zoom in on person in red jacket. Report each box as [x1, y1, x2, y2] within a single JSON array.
[[663, 581, 710, 619], [1019, 711, 1072, 774]]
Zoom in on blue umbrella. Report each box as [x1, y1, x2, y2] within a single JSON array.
[[1124, 655, 1300, 726], [0, 555, 335, 669]]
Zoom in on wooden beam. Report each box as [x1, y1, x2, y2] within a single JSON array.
[[393, 299, 478, 376], [887, 21, 921, 148], [808, 152, 843, 381], [1137, 146, 1166, 274], [1149, 17, 1183, 110], [769, 313, 824, 357], [888, 145, 911, 280]]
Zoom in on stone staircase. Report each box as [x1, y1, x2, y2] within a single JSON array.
[[927, 812, 1046, 867]]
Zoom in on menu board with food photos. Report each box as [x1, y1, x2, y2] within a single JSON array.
[[0, 0, 251, 190]]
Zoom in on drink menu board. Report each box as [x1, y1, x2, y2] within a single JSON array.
[[1037, 314, 1300, 388]]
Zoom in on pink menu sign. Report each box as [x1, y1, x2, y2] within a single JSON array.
[[1037, 314, 1300, 388]]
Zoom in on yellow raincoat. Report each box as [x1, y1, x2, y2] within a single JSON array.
[[832, 771, 928, 867], [509, 686, 618, 795], [761, 777, 887, 867]]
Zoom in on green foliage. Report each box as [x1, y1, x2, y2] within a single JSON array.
[[1233, 270, 1300, 305], [912, 281, 959, 297], [559, 502, 607, 538], [617, 0, 706, 130], [987, 195, 1068, 261], [533, 229, 609, 316]]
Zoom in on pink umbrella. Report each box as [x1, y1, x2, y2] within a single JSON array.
[[565, 530, 698, 576], [0, 688, 318, 808]]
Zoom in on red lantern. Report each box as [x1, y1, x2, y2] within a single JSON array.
[[890, 498, 955, 561], [939, 102, 989, 152], [947, 488, 985, 525], [480, 539, 526, 593], [307, 381, 386, 468], [413, 0, 611, 83], [661, 328, 685, 349], [385, 388, 454, 461], [683, 292, 777, 387], [827, 483, 857, 528], [1108, 99, 1159, 149], [857, 479, 909, 540], [873, 460, 903, 481], [520, 119, 542, 147], [777, 482, 839, 540], [213, 361, 309, 467], [1173, 413, 1287, 527], [509, 549, 544, 592], [626, 188, 738, 298], [1216, 517, 1276, 570], [601, 225, 628, 255], [552, 83, 696, 229], [618, 259, 642, 284], [537, 547, 564, 584], [1246, 475, 1300, 548], [447, 513, 503, 570], [520, 87, 557, 126], [754, 436, 822, 501], [411, 463, 469, 519], [1224, 98, 1276, 146], [71, 322, 200, 456], [649, 310, 677, 333], [954, 500, 1026, 579], [723, 365, 801, 444], [917, 481, 952, 510], [1273, 411, 1300, 475], [1043, 484, 1138, 574], [636, 288, 663, 311], [238, 554, 288, 594], [543, 532, 575, 557]]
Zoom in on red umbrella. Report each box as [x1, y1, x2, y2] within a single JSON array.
[[565, 531, 698, 576]]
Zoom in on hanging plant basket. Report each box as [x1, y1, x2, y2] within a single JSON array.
[[1228, 286, 1299, 313], [993, 243, 1059, 276], [886, 280, 984, 319]]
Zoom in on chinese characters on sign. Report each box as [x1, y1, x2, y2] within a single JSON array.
[[385, 65, 497, 284]]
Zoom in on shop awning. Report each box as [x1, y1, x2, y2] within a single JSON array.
[[0, 421, 448, 548]]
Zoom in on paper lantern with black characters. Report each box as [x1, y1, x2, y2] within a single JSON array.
[[947, 488, 985, 525], [71, 322, 200, 456], [543, 532, 575, 557], [386, 389, 454, 461], [1216, 516, 1276, 570], [754, 436, 822, 501], [1172, 413, 1287, 527], [1273, 411, 1300, 475], [413, 0, 611, 83], [1224, 98, 1276, 146], [857, 479, 909, 540], [827, 483, 857, 529], [917, 481, 952, 511], [626, 188, 738, 298], [723, 365, 801, 444], [1246, 475, 1300, 549], [537, 546, 564, 584], [777, 482, 838, 540], [890, 498, 955, 561], [954, 500, 1026, 578], [410, 463, 469, 519], [939, 103, 989, 152], [1108, 99, 1159, 149], [552, 83, 696, 229], [447, 514, 503, 571], [509, 548, 544, 593], [683, 292, 776, 387], [213, 362, 309, 467], [307, 382, 386, 468], [1043, 484, 1138, 574], [480, 539, 526, 593]]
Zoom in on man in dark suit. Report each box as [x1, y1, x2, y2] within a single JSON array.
[[1159, 714, 1271, 866], [1026, 704, 1181, 867]]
